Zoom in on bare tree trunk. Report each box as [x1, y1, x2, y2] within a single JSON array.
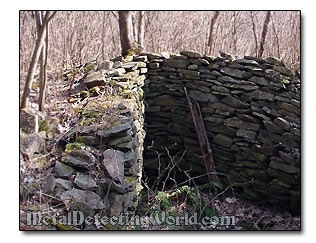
[[137, 11, 145, 49], [132, 12, 138, 45], [270, 12, 281, 58], [39, 20, 49, 112], [20, 18, 47, 109], [34, 11, 47, 112], [231, 11, 240, 53], [258, 11, 271, 58], [101, 12, 107, 60], [108, 13, 117, 55], [20, 11, 56, 110], [118, 11, 134, 56], [207, 11, 220, 55], [250, 11, 259, 57], [35, 11, 45, 95]]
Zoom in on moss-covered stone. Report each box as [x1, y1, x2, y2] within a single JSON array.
[[224, 117, 260, 131], [279, 102, 300, 116], [108, 134, 133, 146], [264, 57, 283, 66], [222, 96, 249, 109], [77, 136, 100, 146], [189, 90, 218, 102], [274, 117, 291, 131], [211, 85, 230, 94], [269, 161, 300, 174], [220, 67, 243, 79], [54, 161, 76, 178], [244, 168, 270, 180], [204, 117, 224, 125], [267, 167, 298, 185], [249, 76, 269, 86], [180, 50, 203, 58], [234, 160, 264, 169], [206, 124, 237, 137], [274, 66, 294, 77], [151, 95, 178, 106], [65, 143, 85, 153], [38, 117, 59, 137], [247, 89, 275, 101], [212, 134, 233, 147], [166, 122, 190, 135], [211, 103, 234, 112], [270, 178, 290, 190], [252, 152, 267, 162], [263, 120, 283, 134], [236, 129, 257, 140], [162, 59, 190, 68]]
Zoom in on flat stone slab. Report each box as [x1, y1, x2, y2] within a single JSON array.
[[274, 117, 291, 131], [236, 129, 257, 140], [61, 150, 96, 170], [55, 178, 73, 190], [222, 96, 249, 109], [61, 188, 105, 210], [247, 90, 275, 101], [96, 119, 133, 138], [82, 72, 105, 88], [189, 90, 218, 102], [162, 59, 190, 69], [54, 161, 76, 178], [212, 134, 233, 147], [249, 76, 269, 86], [180, 50, 203, 58], [74, 174, 97, 190], [102, 149, 125, 183], [269, 161, 300, 174], [220, 67, 243, 79], [224, 117, 260, 131], [234, 58, 259, 65]]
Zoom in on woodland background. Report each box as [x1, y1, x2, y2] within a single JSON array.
[[19, 11, 300, 95], [18, 10, 302, 231]]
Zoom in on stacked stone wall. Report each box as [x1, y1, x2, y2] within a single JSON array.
[[39, 50, 300, 218], [141, 51, 300, 212], [45, 57, 147, 222]]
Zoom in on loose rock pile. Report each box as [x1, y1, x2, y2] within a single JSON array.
[[142, 51, 300, 213]]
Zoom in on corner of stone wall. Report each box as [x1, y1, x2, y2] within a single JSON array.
[[46, 50, 300, 218]]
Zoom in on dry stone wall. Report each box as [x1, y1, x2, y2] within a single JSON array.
[[45, 58, 147, 223], [40, 50, 300, 220], [141, 51, 300, 213]]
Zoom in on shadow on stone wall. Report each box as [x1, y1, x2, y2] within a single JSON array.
[[141, 51, 300, 214]]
